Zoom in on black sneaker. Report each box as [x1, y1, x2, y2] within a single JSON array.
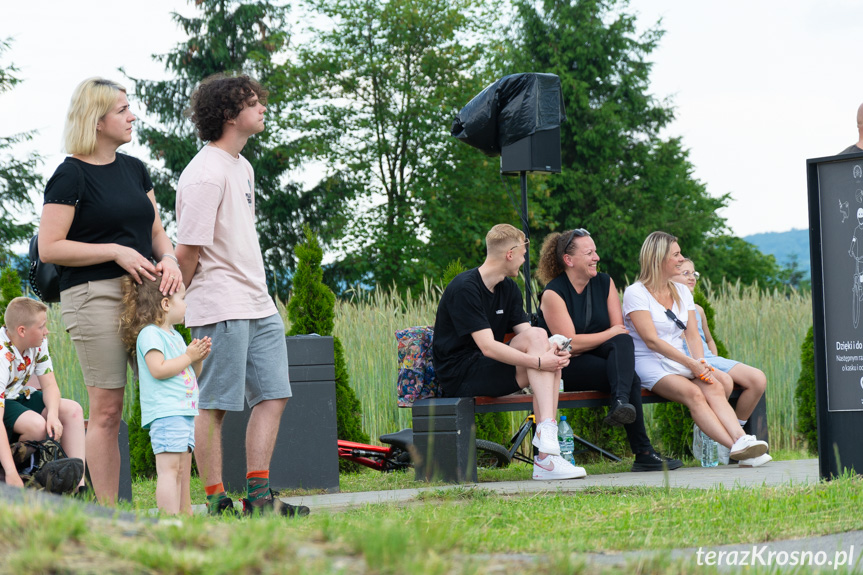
[[34, 457, 85, 494], [208, 496, 240, 516], [632, 450, 684, 472], [242, 490, 310, 518], [73, 485, 92, 500], [603, 400, 637, 426]]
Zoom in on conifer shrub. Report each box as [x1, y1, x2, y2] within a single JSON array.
[[127, 378, 156, 478], [0, 265, 23, 318], [288, 226, 369, 472], [794, 326, 817, 454]]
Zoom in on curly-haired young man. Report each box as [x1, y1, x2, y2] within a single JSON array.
[[175, 74, 309, 518]]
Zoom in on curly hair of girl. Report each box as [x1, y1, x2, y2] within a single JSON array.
[[119, 276, 167, 352]]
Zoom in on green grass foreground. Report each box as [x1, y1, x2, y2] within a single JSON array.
[[3, 475, 863, 575]]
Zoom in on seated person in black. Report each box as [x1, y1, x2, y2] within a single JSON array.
[[433, 224, 583, 480], [536, 228, 682, 472]]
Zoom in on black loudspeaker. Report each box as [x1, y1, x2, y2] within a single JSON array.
[[500, 127, 561, 174]]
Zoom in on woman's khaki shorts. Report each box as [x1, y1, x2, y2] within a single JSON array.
[[60, 277, 132, 390]]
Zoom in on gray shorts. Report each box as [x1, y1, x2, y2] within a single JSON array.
[[192, 314, 291, 411]]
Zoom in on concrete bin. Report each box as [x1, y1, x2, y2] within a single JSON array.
[[220, 335, 339, 493]]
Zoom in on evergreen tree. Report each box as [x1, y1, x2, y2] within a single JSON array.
[[126, 379, 157, 479], [284, 0, 511, 290], [0, 265, 23, 319], [287, 226, 369, 471], [509, 0, 776, 457], [126, 0, 347, 300], [510, 0, 729, 283], [794, 326, 817, 454], [0, 39, 41, 260]]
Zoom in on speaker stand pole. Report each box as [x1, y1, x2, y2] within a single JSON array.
[[520, 170, 532, 319]]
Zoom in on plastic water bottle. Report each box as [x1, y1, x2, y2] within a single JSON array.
[[558, 416, 576, 465], [700, 428, 719, 468]]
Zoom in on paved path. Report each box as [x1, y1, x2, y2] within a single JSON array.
[[280, 458, 820, 512]]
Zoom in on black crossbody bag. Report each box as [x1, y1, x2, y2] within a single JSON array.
[[28, 161, 83, 303]]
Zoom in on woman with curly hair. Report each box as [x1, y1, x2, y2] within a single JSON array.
[[622, 232, 769, 464], [537, 229, 682, 472], [38, 77, 182, 504], [119, 277, 210, 515]]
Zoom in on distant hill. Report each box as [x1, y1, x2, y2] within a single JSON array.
[[743, 228, 810, 278]]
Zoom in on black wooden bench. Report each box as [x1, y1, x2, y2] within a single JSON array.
[[412, 387, 768, 483]]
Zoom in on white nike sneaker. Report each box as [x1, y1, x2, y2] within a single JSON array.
[[532, 420, 561, 456], [532, 455, 587, 480], [738, 453, 772, 468]]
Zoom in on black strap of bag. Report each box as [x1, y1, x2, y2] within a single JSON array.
[[28, 235, 60, 302], [29, 161, 83, 303], [582, 280, 592, 330]]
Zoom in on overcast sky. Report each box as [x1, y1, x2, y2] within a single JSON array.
[[2, 0, 860, 238]]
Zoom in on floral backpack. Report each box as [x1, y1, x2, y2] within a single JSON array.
[[395, 326, 440, 407]]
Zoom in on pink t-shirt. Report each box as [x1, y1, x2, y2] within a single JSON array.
[[176, 145, 277, 327]]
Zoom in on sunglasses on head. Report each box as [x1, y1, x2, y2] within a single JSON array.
[[665, 308, 686, 330], [559, 228, 590, 258], [508, 238, 530, 251]]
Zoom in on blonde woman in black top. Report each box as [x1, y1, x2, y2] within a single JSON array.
[[39, 78, 181, 505]]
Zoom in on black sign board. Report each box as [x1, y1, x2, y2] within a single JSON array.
[[807, 151, 863, 478]]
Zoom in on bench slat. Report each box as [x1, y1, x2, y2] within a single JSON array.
[[474, 388, 662, 406]]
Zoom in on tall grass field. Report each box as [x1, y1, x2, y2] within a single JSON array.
[[707, 281, 812, 451], [48, 280, 812, 453]]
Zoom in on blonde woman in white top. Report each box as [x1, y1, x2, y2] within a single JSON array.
[[622, 231, 768, 463]]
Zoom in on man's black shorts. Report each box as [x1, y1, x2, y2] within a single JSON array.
[[444, 353, 521, 397]]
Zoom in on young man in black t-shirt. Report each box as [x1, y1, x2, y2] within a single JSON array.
[[433, 224, 585, 480]]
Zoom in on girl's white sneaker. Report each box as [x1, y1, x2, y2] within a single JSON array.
[[730, 435, 768, 461], [738, 453, 772, 468]]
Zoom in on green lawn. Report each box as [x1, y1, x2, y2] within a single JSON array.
[[4, 472, 862, 574]]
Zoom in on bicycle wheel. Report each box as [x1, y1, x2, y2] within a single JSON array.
[[476, 439, 512, 468]]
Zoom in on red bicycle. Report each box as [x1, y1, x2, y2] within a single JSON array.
[[338, 429, 415, 472], [338, 428, 513, 472]]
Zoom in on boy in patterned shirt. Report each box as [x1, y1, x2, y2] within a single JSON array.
[[0, 298, 85, 490]]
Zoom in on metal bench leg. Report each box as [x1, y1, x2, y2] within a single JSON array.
[[571, 433, 621, 462]]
